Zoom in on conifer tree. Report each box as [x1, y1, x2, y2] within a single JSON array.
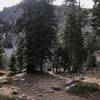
[[86, 0, 100, 69], [0, 38, 4, 69], [16, 33, 26, 72], [14, 0, 56, 73], [9, 54, 16, 74], [92, 0, 100, 37], [58, 0, 84, 72], [0, 24, 5, 69]]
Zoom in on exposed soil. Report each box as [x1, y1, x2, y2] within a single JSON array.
[[0, 71, 100, 100]]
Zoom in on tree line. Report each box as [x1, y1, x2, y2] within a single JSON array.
[[0, 0, 100, 74]]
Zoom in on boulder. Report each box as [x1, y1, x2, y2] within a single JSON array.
[[0, 79, 8, 84], [64, 80, 75, 87], [20, 78, 25, 81], [65, 84, 76, 90], [65, 86, 70, 90], [78, 74, 85, 80], [79, 77, 85, 80], [38, 94, 43, 97], [46, 89, 55, 93], [17, 94, 27, 99], [12, 90, 18, 95], [51, 85, 61, 91]]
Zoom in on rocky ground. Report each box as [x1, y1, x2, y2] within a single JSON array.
[[0, 70, 100, 100]]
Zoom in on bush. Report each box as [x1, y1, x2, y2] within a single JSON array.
[[68, 82, 100, 97], [83, 62, 90, 70], [0, 95, 14, 100]]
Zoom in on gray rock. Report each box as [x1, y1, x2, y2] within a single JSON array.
[[65, 86, 71, 90], [13, 78, 19, 81], [17, 94, 27, 99], [65, 84, 76, 90], [51, 85, 61, 91], [79, 77, 85, 80], [79, 74, 85, 80], [0, 79, 8, 84], [12, 90, 18, 95], [56, 77, 64, 80], [20, 78, 25, 81], [38, 94, 43, 97], [64, 80, 75, 87], [46, 89, 55, 93], [70, 84, 76, 87]]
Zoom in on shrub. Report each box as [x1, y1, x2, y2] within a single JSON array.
[[0, 95, 15, 100], [68, 82, 100, 97]]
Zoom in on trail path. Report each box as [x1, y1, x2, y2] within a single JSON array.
[[0, 71, 100, 100], [49, 71, 100, 85]]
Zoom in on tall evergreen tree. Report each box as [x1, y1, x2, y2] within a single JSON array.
[[9, 54, 16, 74], [92, 0, 100, 39], [16, 33, 26, 72], [0, 24, 5, 69], [58, 0, 84, 72], [14, 0, 56, 73], [86, 0, 100, 69]]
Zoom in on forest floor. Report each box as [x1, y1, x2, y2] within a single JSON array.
[[0, 70, 100, 100]]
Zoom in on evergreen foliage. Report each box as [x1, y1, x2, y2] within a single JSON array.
[[57, 0, 85, 72], [92, 0, 100, 37], [16, 33, 26, 72], [14, 0, 56, 73], [0, 23, 5, 69], [9, 54, 16, 74]]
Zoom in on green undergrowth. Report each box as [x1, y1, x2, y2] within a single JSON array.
[[0, 95, 15, 100], [68, 82, 100, 97]]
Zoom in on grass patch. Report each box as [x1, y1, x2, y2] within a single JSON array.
[[0, 95, 15, 100], [68, 82, 100, 97]]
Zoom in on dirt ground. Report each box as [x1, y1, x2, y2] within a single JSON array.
[[0, 70, 100, 100]]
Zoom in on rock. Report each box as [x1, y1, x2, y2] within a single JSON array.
[[12, 90, 18, 95], [0, 79, 8, 84], [38, 94, 43, 97], [64, 80, 75, 87], [15, 73, 25, 77], [70, 84, 76, 87], [13, 78, 19, 81], [79, 77, 85, 80], [2, 79, 8, 84], [20, 78, 25, 81], [56, 77, 64, 80], [51, 85, 61, 91], [65, 86, 71, 90], [65, 84, 76, 90], [46, 89, 55, 93], [79, 74, 85, 80], [18, 94, 27, 99]]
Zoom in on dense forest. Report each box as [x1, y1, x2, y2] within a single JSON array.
[[0, 0, 100, 100]]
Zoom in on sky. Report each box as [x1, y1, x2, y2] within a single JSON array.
[[0, 0, 94, 11]]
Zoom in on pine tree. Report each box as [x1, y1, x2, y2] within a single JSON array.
[[9, 54, 16, 74], [86, 0, 100, 69], [0, 24, 5, 69], [16, 33, 26, 72], [0, 38, 4, 69], [14, 0, 56, 73], [58, 0, 84, 72], [92, 0, 100, 40], [5, 32, 13, 49]]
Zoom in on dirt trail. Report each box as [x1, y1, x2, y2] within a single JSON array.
[[49, 71, 100, 85], [0, 71, 100, 100]]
